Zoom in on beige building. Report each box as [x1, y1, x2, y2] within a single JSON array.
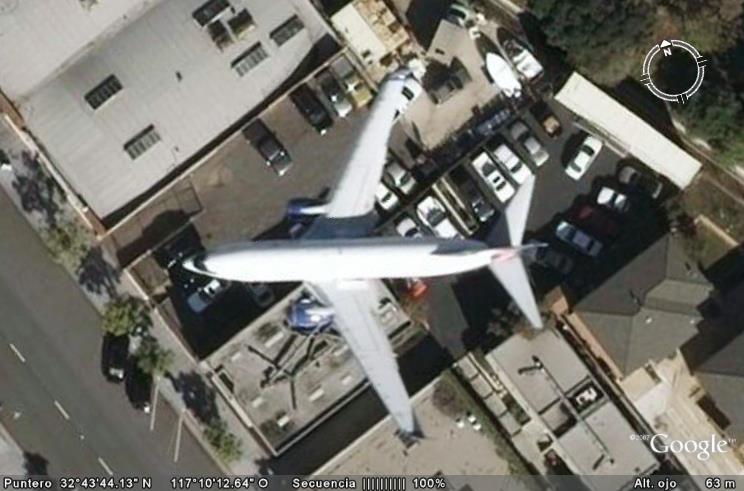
[[330, 0, 417, 83]]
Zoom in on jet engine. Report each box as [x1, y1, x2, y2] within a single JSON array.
[[287, 296, 334, 334], [286, 198, 327, 222]]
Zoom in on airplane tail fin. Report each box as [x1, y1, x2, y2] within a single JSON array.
[[486, 176, 543, 328]]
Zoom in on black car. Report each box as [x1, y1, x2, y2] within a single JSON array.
[[242, 120, 293, 176], [290, 84, 333, 135], [101, 334, 129, 383], [125, 362, 154, 413]]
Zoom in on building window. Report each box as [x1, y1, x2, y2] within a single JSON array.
[[124, 125, 161, 160], [227, 9, 255, 39], [270, 15, 304, 47], [84, 75, 122, 110], [231, 43, 268, 77], [193, 0, 230, 27]]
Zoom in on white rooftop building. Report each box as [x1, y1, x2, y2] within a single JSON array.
[[0, 0, 331, 220]]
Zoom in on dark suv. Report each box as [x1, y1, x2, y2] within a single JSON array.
[[101, 334, 129, 383], [290, 84, 333, 135], [242, 120, 292, 176]]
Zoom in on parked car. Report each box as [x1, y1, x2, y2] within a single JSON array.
[[316, 69, 353, 118], [330, 56, 373, 108], [487, 139, 532, 184], [509, 120, 549, 167], [101, 334, 129, 383], [570, 205, 621, 239], [525, 240, 574, 275], [566, 135, 603, 180], [596, 186, 630, 213], [394, 215, 423, 238], [125, 363, 153, 413], [416, 195, 462, 238], [555, 221, 603, 257], [458, 178, 495, 223], [375, 181, 400, 212], [187, 278, 229, 313], [618, 166, 663, 199], [245, 282, 275, 308], [384, 155, 416, 195], [242, 119, 292, 176], [470, 151, 515, 203], [446, 1, 475, 28], [530, 101, 561, 137], [290, 84, 333, 135], [503, 39, 544, 81]]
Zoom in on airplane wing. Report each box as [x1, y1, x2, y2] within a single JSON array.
[[323, 70, 420, 220], [312, 279, 418, 435]]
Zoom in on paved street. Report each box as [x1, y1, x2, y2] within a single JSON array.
[[0, 189, 221, 483]]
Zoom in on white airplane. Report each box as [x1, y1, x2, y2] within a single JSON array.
[[183, 68, 542, 436]]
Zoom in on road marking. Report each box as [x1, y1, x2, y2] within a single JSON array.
[[174, 410, 184, 463], [97, 457, 113, 476], [53, 400, 70, 420], [9, 343, 26, 363], [149, 380, 160, 432]]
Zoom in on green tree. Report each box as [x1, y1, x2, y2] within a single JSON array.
[[204, 419, 243, 463], [134, 336, 173, 376], [656, 0, 744, 53], [530, 0, 654, 84], [102, 296, 151, 336], [43, 220, 91, 271]]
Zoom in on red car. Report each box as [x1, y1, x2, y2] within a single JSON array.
[[570, 205, 620, 239]]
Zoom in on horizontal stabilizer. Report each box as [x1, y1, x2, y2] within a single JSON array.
[[487, 175, 535, 247], [488, 254, 543, 328]]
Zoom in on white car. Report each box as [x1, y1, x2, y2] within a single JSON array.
[[416, 196, 462, 239], [509, 120, 549, 167], [375, 182, 399, 211], [471, 151, 515, 203], [384, 157, 416, 195], [488, 141, 532, 184], [503, 39, 544, 81], [596, 186, 630, 213], [394, 215, 422, 238], [447, 1, 475, 28], [187, 278, 229, 313], [566, 135, 603, 180], [555, 221, 603, 257]]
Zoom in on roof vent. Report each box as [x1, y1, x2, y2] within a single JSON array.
[[645, 316, 653, 324]]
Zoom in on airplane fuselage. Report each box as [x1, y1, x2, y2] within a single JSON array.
[[183, 237, 509, 283]]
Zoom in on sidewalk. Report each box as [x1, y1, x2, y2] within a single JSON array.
[[0, 421, 25, 476], [0, 117, 266, 475]]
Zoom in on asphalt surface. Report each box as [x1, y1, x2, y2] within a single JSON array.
[[0, 189, 221, 483]]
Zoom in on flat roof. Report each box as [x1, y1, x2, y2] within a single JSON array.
[[555, 72, 701, 189], [18, 0, 330, 219], [0, 0, 160, 99], [205, 280, 410, 452], [487, 329, 588, 413], [559, 403, 659, 478], [316, 378, 517, 475]]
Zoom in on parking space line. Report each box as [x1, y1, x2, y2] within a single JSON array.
[[9, 343, 26, 363], [53, 400, 70, 420], [97, 457, 113, 476], [174, 410, 184, 463], [149, 382, 160, 432]]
